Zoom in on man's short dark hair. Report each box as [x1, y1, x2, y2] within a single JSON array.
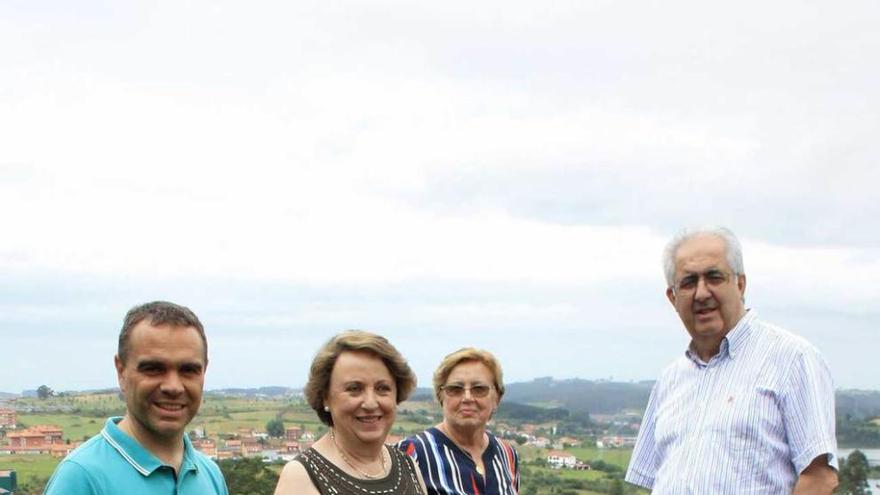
[[118, 301, 207, 364]]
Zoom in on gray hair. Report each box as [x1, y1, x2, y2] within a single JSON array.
[[662, 227, 744, 287]]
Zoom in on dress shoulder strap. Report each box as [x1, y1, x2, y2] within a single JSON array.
[[391, 446, 423, 491], [295, 448, 333, 495]]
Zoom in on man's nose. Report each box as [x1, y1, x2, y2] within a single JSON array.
[[160, 372, 184, 395], [694, 276, 712, 300]]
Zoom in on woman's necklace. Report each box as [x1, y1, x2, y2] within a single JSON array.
[[329, 428, 387, 479]]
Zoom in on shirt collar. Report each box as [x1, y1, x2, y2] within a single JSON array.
[[101, 417, 199, 477], [685, 309, 756, 366], [724, 309, 756, 358]]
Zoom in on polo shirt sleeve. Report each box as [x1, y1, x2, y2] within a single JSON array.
[[43, 460, 100, 495], [781, 343, 838, 474], [625, 382, 660, 489], [208, 460, 230, 495]]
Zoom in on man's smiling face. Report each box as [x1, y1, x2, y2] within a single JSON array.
[[115, 320, 206, 447], [666, 234, 746, 358]]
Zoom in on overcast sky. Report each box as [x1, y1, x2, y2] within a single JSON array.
[[2, 1, 878, 394]]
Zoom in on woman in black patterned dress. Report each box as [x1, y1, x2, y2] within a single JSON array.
[[274, 330, 427, 495]]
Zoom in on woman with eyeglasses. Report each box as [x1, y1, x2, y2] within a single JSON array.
[[399, 347, 520, 495]]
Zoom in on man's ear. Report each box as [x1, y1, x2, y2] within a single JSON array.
[[114, 355, 125, 391], [666, 286, 676, 306], [737, 274, 747, 296]]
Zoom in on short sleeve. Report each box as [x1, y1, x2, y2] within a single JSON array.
[[781, 344, 838, 474], [206, 459, 230, 495], [625, 382, 661, 489], [397, 437, 419, 461], [44, 461, 99, 495]]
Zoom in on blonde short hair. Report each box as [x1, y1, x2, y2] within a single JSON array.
[[305, 330, 417, 426], [433, 347, 505, 405]]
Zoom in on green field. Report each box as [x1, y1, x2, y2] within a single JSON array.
[[565, 446, 633, 467], [2, 394, 646, 494], [0, 454, 59, 486], [15, 414, 104, 442], [520, 465, 634, 495]]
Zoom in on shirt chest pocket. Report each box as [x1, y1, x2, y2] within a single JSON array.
[[714, 386, 782, 479]]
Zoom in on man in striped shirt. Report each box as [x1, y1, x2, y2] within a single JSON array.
[[625, 227, 838, 494]]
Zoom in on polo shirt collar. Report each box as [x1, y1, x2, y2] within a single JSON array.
[[101, 417, 199, 477]]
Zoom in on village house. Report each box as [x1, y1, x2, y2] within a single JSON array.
[[49, 442, 82, 458], [0, 409, 16, 429], [242, 439, 263, 458], [5, 425, 64, 451], [596, 435, 638, 448], [216, 447, 237, 460], [529, 436, 551, 448], [194, 438, 217, 459], [262, 449, 280, 462], [554, 436, 581, 449], [285, 426, 303, 441], [546, 450, 578, 469], [519, 424, 537, 434]]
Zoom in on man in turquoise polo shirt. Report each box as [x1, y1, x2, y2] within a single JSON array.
[[45, 301, 228, 494]]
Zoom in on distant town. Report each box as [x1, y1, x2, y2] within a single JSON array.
[[2, 379, 879, 495]]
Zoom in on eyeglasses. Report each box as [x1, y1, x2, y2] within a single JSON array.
[[672, 269, 735, 294], [441, 384, 493, 398]]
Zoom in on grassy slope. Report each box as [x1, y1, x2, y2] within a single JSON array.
[[0, 454, 59, 486], [3, 395, 647, 494]]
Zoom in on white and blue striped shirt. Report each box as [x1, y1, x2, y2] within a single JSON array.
[[625, 310, 838, 494]]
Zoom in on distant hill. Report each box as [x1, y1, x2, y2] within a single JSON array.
[[208, 386, 299, 397], [504, 378, 653, 415], [499, 379, 880, 419], [407, 379, 653, 414], [409, 388, 435, 402], [7, 380, 875, 419], [496, 401, 569, 422], [837, 389, 880, 420]]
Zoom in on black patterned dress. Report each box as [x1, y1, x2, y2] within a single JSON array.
[[297, 445, 423, 495]]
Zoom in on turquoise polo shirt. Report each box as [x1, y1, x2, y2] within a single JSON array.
[[44, 417, 228, 495]]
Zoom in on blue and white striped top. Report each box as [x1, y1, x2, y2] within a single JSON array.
[[625, 310, 838, 494], [399, 427, 520, 495]]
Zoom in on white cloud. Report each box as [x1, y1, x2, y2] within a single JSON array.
[[1, 0, 878, 391]]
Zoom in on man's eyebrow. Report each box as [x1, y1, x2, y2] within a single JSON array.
[[683, 267, 723, 275], [136, 360, 165, 370], [135, 359, 204, 370]]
